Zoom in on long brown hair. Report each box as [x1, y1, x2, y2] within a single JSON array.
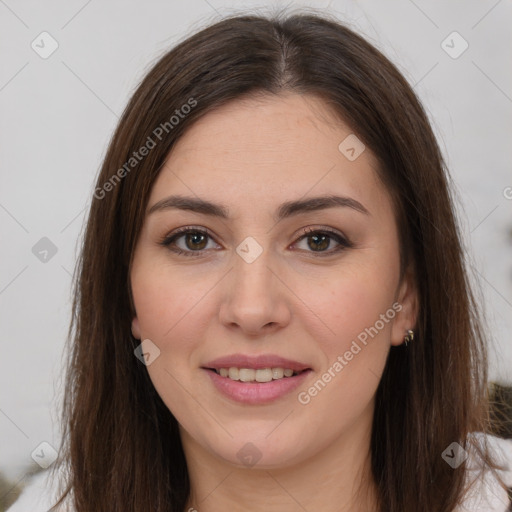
[[49, 9, 506, 512]]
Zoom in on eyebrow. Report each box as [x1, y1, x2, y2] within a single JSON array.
[[147, 194, 370, 220]]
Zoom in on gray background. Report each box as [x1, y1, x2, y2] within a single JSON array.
[[1, 0, 511, 482]]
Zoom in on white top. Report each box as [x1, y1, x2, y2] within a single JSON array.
[[455, 433, 512, 511], [7, 433, 512, 511]]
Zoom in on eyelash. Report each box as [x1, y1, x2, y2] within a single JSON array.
[[159, 226, 353, 258]]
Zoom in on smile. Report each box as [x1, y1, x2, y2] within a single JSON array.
[[210, 367, 305, 382], [203, 367, 312, 405]]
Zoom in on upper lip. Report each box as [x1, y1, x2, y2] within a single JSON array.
[[203, 353, 312, 372]]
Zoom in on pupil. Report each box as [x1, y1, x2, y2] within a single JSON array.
[[187, 232, 207, 250], [183, 232, 330, 252], [310, 234, 329, 251]]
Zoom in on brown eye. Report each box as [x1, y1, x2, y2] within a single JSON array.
[[160, 228, 219, 257], [181, 231, 208, 251], [293, 228, 352, 255], [160, 226, 352, 258]]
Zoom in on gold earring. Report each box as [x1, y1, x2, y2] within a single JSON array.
[[404, 329, 414, 346]]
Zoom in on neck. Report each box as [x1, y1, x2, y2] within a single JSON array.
[[181, 400, 379, 512]]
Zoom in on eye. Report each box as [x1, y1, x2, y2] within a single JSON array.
[[159, 226, 353, 257], [292, 227, 353, 256], [159, 226, 220, 257]]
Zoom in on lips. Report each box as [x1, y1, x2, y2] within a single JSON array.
[[202, 353, 312, 372], [201, 353, 313, 405], [204, 367, 312, 404]]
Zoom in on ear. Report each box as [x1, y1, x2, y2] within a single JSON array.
[[390, 265, 419, 346], [131, 316, 142, 340]]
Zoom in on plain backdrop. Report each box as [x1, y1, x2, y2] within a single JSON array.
[[1, 0, 511, 483]]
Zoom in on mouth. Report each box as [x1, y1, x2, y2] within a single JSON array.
[[201, 361, 313, 404], [204, 367, 310, 382], [201, 353, 313, 404]]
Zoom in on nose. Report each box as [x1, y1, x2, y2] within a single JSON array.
[[218, 250, 291, 336]]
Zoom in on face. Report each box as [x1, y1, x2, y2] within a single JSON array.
[[130, 93, 417, 469]]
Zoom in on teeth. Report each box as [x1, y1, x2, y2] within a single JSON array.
[[272, 368, 284, 379], [239, 368, 255, 382], [255, 368, 273, 383], [215, 367, 300, 382], [228, 367, 239, 380]]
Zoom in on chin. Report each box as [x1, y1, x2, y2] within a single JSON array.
[[209, 433, 308, 470]]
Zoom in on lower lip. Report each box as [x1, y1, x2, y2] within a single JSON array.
[[203, 369, 312, 405]]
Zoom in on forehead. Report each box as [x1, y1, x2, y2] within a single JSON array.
[[148, 93, 387, 217]]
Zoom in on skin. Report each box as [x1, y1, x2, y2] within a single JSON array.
[[130, 93, 418, 512]]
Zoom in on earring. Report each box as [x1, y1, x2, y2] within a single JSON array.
[[404, 329, 414, 346]]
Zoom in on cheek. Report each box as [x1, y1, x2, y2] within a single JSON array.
[[130, 264, 211, 415], [294, 262, 399, 409], [303, 262, 398, 347], [131, 260, 214, 345], [296, 273, 394, 420], [130, 261, 220, 416]]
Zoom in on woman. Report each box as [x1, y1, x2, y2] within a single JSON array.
[[9, 9, 512, 512]]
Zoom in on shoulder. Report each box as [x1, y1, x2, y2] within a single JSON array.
[[6, 468, 73, 512], [456, 432, 512, 512]]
